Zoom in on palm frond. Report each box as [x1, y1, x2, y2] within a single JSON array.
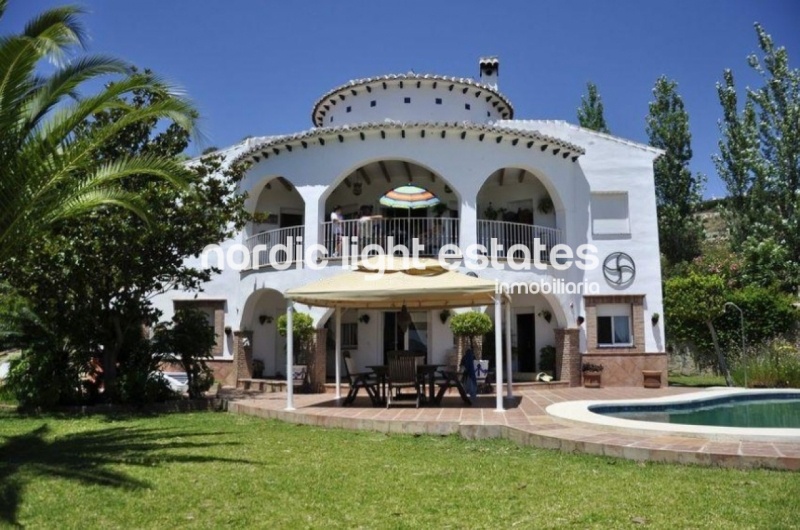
[[23, 4, 87, 63], [20, 55, 131, 136]]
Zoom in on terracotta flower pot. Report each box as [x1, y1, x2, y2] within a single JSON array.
[[583, 371, 602, 388]]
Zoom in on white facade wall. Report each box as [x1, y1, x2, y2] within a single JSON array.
[[151, 76, 665, 374], [323, 84, 503, 126]]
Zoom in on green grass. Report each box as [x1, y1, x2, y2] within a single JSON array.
[[1, 411, 798, 529], [669, 374, 728, 387]]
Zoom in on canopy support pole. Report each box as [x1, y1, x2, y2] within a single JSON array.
[[504, 300, 513, 399], [494, 295, 504, 412], [335, 307, 342, 400], [285, 301, 295, 411]]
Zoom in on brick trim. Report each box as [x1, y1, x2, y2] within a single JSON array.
[[584, 295, 645, 354]]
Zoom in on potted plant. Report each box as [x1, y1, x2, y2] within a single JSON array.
[[277, 312, 315, 389], [251, 359, 265, 379], [450, 311, 494, 379], [582, 362, 604, 388], [537, 196, 554, 214], [539, 345, 556, 375], [483, 202, 498, 220]]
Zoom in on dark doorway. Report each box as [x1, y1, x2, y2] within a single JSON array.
[[382, 311, 427, 364], [280, 212, 303, 228], [517, 313, 536, 372]]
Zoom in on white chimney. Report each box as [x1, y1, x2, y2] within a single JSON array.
[[479, 56, 499, 89]]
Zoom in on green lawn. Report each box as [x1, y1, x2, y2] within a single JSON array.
[[0, 411, 797, 529]]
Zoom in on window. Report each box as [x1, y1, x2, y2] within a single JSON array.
[[596, 304, 632, 346], [173, 300, 225, 356], [404, 97, 411, 104], [591, 192, 630, 235], [435, 98, 442, 105], [465, 103, 471, 110], [370, 100, 376, 107], [346, 106, 352, 113], [341, 323, 358, 348]]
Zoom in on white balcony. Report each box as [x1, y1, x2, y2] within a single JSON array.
[[245, 226, 304, 270]]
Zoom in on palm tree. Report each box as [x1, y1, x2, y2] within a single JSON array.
[[0, 1, 196, 265]]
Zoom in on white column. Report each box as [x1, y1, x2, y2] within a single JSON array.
[[494, 295, 504, 412], [335, 307, 342, 399], [285, 301, 295, 411], [504, 299, 513, 399], [300, 187, 325, 256]]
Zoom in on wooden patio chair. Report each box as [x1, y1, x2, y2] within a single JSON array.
[[386, 351, 421, 408], [343, 352, 379, 406]]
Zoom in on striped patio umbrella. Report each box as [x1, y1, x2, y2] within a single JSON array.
[[379, 185, 440, 210]]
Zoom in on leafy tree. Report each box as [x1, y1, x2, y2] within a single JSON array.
[[278, 312, 315, 365], [0, 1, 196, 265], [152, 309, 215, 399], [664, 273, 732, 385], [714, 23, 800, 291], [646, 76, 706, 265], [577, 82, 610, 133], [449, 311, 493, 352], [2, 86, 249, 403]]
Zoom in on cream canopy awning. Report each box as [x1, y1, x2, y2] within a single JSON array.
[[285, 257, 500, 309], [282, 256, 512, 412]]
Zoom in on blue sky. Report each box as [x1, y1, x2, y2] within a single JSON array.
[[4, 1, 799, 198]]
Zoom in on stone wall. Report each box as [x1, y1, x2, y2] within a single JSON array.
[[233, 330, 253, 382], [555, 328, 581, 387], [581, 353, 668, 387], [310, 328, 327, 393], [160, 359, 236, 387]]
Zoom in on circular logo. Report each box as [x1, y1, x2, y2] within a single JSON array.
[[603, 252, 635, 287]]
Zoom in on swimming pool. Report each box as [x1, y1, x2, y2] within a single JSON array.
[[546, 389, 800, 442], [590, 392, 800, 428]]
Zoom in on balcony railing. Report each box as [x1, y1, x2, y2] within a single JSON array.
[[244, 226, 304, 269], [243, 220, 561, 269], [321, 217, 459, 258], [478, 220, 562, 261]]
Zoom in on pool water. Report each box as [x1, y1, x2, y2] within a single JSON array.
[[592, 394, 800, 428]]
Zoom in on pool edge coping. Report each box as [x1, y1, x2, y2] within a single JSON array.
[[546, 388, 800, 443]]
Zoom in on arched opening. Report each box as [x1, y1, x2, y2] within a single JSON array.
[[476, 168, 563, 261], [246, 176, 306, 269], [241, 288, 287, 377], [321, 160, 460, 258]]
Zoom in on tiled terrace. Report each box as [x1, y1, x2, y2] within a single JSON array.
[[223, 386, 800, 471]]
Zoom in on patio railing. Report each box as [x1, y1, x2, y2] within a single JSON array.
[[244, 226, 304, 269]]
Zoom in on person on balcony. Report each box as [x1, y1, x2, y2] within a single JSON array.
[[422, 218, 443, 256], [357, 205, 382, 256]]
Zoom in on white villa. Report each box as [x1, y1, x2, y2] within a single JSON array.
[[153, 57, 667, 390]]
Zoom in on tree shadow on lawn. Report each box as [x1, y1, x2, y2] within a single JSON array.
[[0, 420, 254, 527]]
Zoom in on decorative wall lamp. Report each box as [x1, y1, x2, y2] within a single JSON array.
[[359, 314, 370, 324], [352, 173, 363, 196], [439, 309, 451, 324], [576, 316, 585, 326]]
